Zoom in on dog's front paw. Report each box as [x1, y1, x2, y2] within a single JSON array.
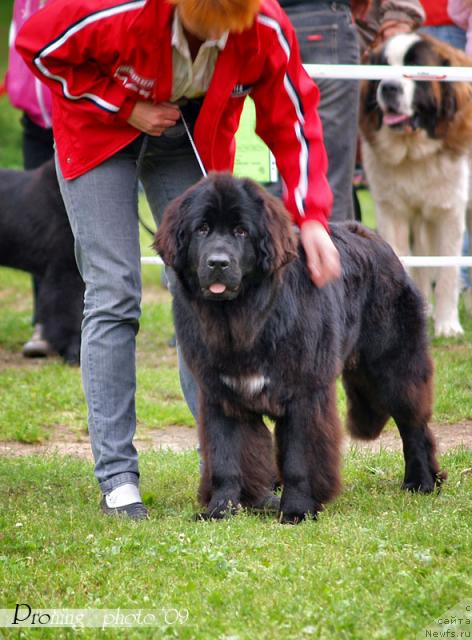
[[279, 494, 322, 524], [196, 499, 241, 521], [402, 469, 447, 493], [278, 511, 310, 525], [434, 319, 464, 338]]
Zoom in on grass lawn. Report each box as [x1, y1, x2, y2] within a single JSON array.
[[0, 191, 471, 638], [0, 9, 471, 634], [0, 0, 22, 169], [0, 448, 471, 639], [1, 191, 471, 443]]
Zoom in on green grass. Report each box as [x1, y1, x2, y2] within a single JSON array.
[[0, 10, 470, 632], [1, 245, 471, 444], [0, 2, 13, 74], [0, 448, 470, 639], [0, 0, 22, 169]]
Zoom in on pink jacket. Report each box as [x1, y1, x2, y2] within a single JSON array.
[[6, 0, 52, 128], [448, 0, 472, 55]]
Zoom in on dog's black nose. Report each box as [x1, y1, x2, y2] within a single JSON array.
[[207, 254, 230, 270], [380, 80, 401, 98]]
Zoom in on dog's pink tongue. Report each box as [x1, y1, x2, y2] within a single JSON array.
[[209, 283, 227, 294], [383, 113, 410, 126]]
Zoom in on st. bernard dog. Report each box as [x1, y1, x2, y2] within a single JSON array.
[[360, 33, 472, 337]]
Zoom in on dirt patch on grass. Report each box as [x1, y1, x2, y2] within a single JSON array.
[[0, 422, 470, 460], [0, 346, 55, 370], [0, 424, 197, 459]]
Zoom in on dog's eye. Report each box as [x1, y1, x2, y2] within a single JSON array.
[[196, 223, 210, 237], [233, 226, 248, 238]]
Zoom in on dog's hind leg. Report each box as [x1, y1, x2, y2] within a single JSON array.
[[388, 359, 447, 493], [239, 418, 278, 510], [343, 366, 390, 441], [275, 383, 342, 524], [39, 266, 83, 365], [344, 357, 445, 492]]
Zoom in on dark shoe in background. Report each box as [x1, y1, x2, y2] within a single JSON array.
[[22, 324, 52, 358]]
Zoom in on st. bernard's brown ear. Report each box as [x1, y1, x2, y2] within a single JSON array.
[[154, 193, 189, 272], [359, 47, 384, 141], [421, 34, 472, 152], [242, 179, 298, 273]]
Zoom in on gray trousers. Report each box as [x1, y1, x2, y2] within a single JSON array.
[[283, 1, 360, 222], [56, 124, 201, 493]]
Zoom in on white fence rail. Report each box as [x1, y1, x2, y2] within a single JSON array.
[[141, 256, 472, 268], [141, 63, 472, 271], [306, 64, 472, 82]]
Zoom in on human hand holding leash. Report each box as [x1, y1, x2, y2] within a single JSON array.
[[300, 220, 341, 287], [127, 101, 180, 136]]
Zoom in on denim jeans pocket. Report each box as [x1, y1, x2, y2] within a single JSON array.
[[287, 6, 359, 64], [296, 23, 339, 64], [288, 9, 340, 64]]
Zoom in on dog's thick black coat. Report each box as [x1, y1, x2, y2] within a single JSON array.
[[0, 159, 83, 363], [155, 173, 446, 523]]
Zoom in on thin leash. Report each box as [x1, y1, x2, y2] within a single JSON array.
[[180, 107, 207, 177], [135, 134, 156, 237], [136, 107, 207, 237]]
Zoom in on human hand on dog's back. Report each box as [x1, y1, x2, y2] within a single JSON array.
[[300, 220, 341, 288], [127, 101, 180, 136]]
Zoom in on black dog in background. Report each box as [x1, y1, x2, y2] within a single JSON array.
[[0, 159, 83, 364], [156, 173, 446, 524]]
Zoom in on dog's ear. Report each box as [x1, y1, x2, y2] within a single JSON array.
[[243, 180, 298, 273], [359, 48, 384, 137], [154, 194, 189, 272], [359, 81, 383, 137], [419, 34, 472, 150]]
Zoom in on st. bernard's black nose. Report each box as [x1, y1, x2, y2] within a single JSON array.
[[380, 80, 402, 98], [207, 253, 230, 270]]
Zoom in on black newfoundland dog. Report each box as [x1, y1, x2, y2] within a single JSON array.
[[0, 159, 83, 364], [155, 173, 446, 524]]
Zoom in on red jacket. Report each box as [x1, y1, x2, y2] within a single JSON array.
[[421, 0, 453, 27], [16, 0, 332, 228]]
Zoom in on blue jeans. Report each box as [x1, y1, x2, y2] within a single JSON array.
[[56, 123, 201, 493], [283, 1, 360, 221], [419, 25, 467, 51]]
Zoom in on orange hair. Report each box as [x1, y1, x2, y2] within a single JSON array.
[[169, 0, 261, 34], [351, 0, 371, 19]]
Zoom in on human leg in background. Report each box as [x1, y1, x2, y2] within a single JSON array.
[[21, 113, 55, 358], [419, 25, 467, 50], [285, 1, 361, 222], [56, 138, 148, 519]]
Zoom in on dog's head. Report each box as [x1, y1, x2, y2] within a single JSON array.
[[154, 173, 298, 301], [360, 33, 472, 150]]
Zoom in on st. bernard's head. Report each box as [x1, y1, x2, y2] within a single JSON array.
[[360, 33, 472, 152]]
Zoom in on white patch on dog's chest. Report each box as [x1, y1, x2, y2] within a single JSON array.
[[221, 374, 269, 396]]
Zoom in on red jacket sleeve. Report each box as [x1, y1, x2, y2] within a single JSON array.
[[15, 0, 138, 123], [251, 12, 333, 230]]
